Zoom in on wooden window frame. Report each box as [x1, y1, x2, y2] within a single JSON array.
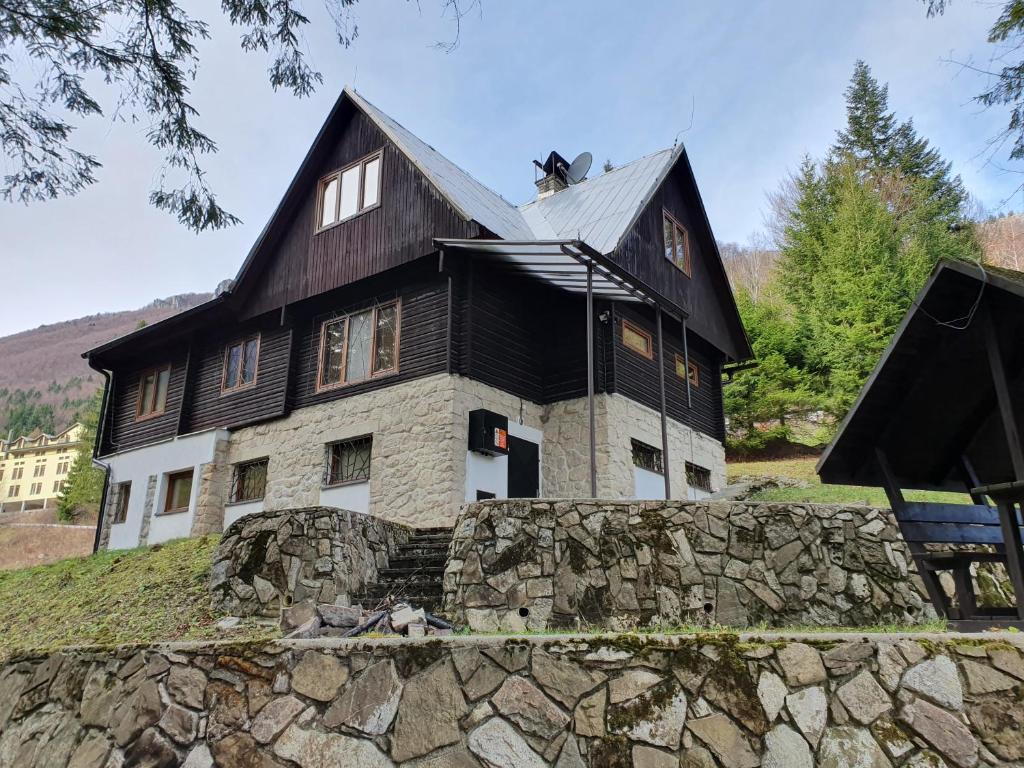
[[112, 482, 131, 524], [315, 300, 402, 393], [161, 469, 194, 515], [621, 319, 654, 360], [663, 209, 692, 277], [220, 333, 261, 395], [315, 149, 384, 233], [135, 364, 171, 422], [229, 458, 269, 504], [674, 354, 700, 388], [323, 435, 373, 488]]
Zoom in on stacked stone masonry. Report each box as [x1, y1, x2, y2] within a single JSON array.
[[2, 633, 1023, 767], [443, 500, 933, 632], [209, 507, 410, 616]]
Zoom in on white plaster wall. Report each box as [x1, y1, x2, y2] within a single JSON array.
[[464, 421, 543, 501], [105, 429, 225, 550], [634, 467, 666, 499], [319, 481, 370, 513], [223, 500, 264, 530]]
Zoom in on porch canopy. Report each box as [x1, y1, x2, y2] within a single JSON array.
[[817, 260, 1024, 493], [435, 238, 689, 499]]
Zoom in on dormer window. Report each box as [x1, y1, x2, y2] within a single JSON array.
[[663, 210, 691, 276], [317, 150, 383, 231]]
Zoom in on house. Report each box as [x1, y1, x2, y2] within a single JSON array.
[[84, 88, 752, 551], [0, 423, 83, 513]]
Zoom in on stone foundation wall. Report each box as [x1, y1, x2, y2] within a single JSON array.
[[210, 508, 411, 616], [443, 500, 932, 632], [2, 632, 1023, 767]]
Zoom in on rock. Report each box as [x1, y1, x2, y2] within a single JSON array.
[[402, 745, 481, 768], [112, 679, 162, 747], [291, 651, 349, 702], [837, 671, 892, 725], [390, 605, 426, 631], [491, 675, 570, 740], [574, 688, 606, 737], [959, 660, 1017, 694], [904, 752, 949, 768], [467, 717, 547, 768], [614, 689, 688, 749], [818, 726, 892, 768], [763, 723, 813, 768], [281, 600, 317, 631], [274, 717, 392, 767], [758, 671, 788, 723], [324, 660, 402, 735], [167, 665, 208, 710], [158, 703, 198, 744], [68, 732, 112, 768], [786, 686, 828, 747], [824, 642, 875, 674], [777, 643, 826, 687], [531, 649, 606, 708], [251, 696, 306, 744], [631, 744, 678, 768], [899, 698, 978, 768], [182, 744, 214, 768], [317, 604, 362, 628], [122, 728, 179, 768], [687, 713, 759, 768], [965, 694, 1024, 762], [876, 643, 907, 693], [216, 617, 241, 631], [901, 656, 963, 711], [213, 732, 289, 768], [608, 669, 663, 704], [988, 647, 1024, 680], [679, 746, 719, 768], [554, 736, 585, 768], [391, 661, 466, 762], [206, 680, 249, 742]]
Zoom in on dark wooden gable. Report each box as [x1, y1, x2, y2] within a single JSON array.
[[234, 96, 479, 320], [612, 153, 751, 362]]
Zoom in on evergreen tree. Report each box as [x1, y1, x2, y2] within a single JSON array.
[[57, 389, 105, 522]]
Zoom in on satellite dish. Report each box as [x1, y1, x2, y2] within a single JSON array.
[[565, 152, 592, 185]]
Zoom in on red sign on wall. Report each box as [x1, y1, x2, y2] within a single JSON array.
[[494, 428, 508, 450]]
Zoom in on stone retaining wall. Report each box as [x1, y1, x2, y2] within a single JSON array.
[[442, 500, 932, 632], [210, 507, 410, 616], [1, 632, 1023, 767]]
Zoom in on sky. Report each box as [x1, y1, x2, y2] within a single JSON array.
[[0, 0, 1019, 337]]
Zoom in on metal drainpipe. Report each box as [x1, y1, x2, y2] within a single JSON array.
[[87, 360, 113, 553]]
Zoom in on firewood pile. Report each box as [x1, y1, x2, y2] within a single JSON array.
[[282, 597, 453, 639]]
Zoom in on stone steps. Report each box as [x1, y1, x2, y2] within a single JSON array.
[[352, 527, 453, 615]]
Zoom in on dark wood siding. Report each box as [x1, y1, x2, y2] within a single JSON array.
[[101, 347, 189, 456], [613, 159, 748, 361], [182, 315, 291, 434], [239, 105, 478, 319], [290, 272, 450, 409], [610, 304, 725, 442]]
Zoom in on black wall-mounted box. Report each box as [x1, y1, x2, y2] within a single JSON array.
[[468, 409, 509, 456]]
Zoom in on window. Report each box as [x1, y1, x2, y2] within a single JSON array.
[[33, 464, 44, 477], [11, 467, 22, 480], [663, 211, 691, 276], [674, 355, 700, 388], [686, 462, 713, 494], [137, 365, 171, 419], [222, 335, 260, 392], [163, 470, 193, 514], [316, 150, 383, 231], [29, 482, 42, 495], [631, 439, 664, 474], [317, 302, 400, 390], [231, 459, 268, 503], [52, 480, 64, 493], [0, 470, 4, 482], [112, 482, 131, 524], [7, 486, 18, 498], [622, 319, 653, 359], [325, 436, 372, 486], [57, 461, 70, 475]]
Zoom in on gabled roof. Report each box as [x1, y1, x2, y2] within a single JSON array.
[[519, 148, 680, 254]]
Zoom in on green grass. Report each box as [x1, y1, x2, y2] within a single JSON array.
[[727, 457, 970, 506], [0, 535, 273, 660]]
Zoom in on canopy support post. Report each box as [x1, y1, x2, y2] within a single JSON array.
[[587, 263, 597, 498], [656, 307, 671, 500], [983, 308, 1024, 481]]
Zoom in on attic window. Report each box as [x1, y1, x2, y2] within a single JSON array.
[[663, 210, 691, 276], [317, 150, 383, 231]]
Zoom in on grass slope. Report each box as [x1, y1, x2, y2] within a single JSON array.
[[727, 457, 970, 506], [0, 535, 270, 660]]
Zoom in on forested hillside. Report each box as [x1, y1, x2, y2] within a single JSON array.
[[0, 293, 211, 436]]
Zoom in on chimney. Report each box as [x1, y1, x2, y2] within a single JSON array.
[[534, 151, 570, 200]]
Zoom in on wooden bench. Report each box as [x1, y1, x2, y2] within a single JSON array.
[[895, 500, 1024, 628]]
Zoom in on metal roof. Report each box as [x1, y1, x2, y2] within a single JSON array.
[[347, 89, 534, 241], [518, 148, 680, 254], [435, 238, 685, 318]]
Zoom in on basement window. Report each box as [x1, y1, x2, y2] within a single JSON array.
[[162, 470, 193, 514], [686, 462, 713, 496], [317, 301, 400, 390], [136, 365, 171, 420], [316, 150, 383, 231], [112, 482, 131, 524], [622, 319, 653, 359], [674, 354, 700, 388], [631, 439, 664, 474], [222, 335, 260, 392], [231, 458, 268, 503], [663, 210, 691, 276], [325, 436, 372, 486]]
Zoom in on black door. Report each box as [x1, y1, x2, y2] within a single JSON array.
[[507, 435, 540, 498]]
